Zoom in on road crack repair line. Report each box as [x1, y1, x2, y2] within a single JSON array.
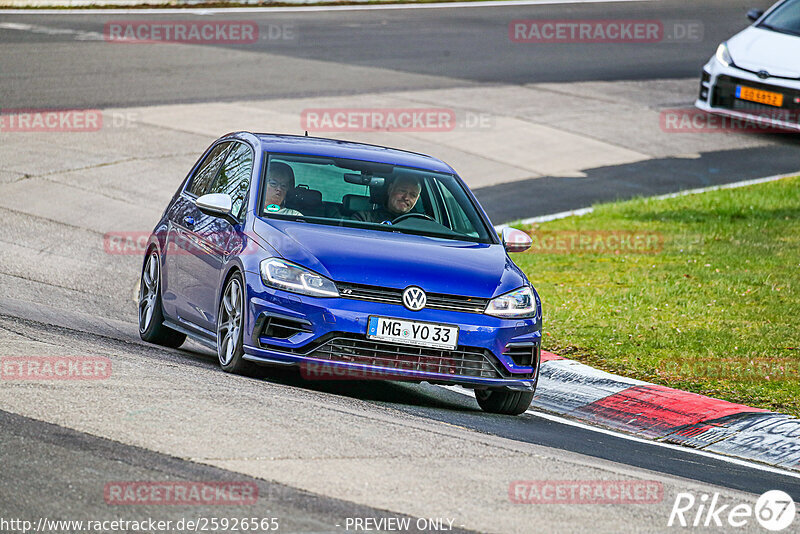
[[0, 320, 60, 347]]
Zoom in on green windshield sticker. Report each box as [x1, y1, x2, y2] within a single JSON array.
[[266, 204, 280, 212]]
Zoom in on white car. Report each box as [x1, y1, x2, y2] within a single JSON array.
[[696, 0, 800, 131]]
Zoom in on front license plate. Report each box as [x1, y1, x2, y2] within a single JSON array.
[[367, 316, 459, 350], [736, 85, 784, 107]]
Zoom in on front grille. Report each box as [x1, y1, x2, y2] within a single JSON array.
[[309, 336, 503, 378], [266, 333, 508, 379], [731, 99, 795, 114], [712, 75, 800, 117], [337, 282, 489, 314]]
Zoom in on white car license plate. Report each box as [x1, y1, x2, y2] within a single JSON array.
[[367, 316, 459, 350]]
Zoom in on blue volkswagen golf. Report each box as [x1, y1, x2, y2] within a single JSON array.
[[139, 132, 541, 415]]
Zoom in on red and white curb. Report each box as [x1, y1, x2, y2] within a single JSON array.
[[534, 351, 800, 472]]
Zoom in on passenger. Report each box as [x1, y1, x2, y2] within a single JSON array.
[[354, 176, 421, 223], [264, 162, 302, 216]]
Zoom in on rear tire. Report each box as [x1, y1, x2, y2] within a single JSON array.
[[475, 388, 534, 415], [138, 250, 186, 348]]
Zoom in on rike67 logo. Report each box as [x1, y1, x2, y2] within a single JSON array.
[[668, 490, 796, 531]]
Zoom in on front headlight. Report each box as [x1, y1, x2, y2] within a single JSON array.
[[484, 286, 536, 318], [260, 258, 339, 297], [715, 42, 733, 67]]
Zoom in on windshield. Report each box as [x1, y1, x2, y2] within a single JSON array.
[[759, 0, 800, 35], [259, 153, 495, 244]]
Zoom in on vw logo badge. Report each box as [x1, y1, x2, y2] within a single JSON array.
[[758, 70, 770, 79], [402, 286, 427, 311]]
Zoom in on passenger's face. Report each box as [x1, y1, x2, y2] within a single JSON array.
[[265, 173, 292, 206], [387, 181, 421, 215]]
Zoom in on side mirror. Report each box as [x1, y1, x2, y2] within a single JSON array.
[[196, 193, 233, 218], [501, 227, 532, 253], [747, 8, 764, 21]]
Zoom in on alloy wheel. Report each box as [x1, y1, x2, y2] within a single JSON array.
[[217, 278, 243, 366], [139, 252, 159, 333]]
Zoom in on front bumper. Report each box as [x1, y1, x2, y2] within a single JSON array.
[[695, 58, 800, 132], [241, 274, 541, 391]]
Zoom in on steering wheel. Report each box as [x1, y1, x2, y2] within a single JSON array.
[[391, 212, 436, 224]]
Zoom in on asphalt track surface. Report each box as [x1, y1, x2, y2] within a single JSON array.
[[1, 0, 799, 532], [2, 0, 798, 220], [1, 408, 471, 534], [1, 307, 799, 528], [0, 0, 786, 108]]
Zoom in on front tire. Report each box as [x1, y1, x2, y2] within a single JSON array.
[[139, 250, 186, 348], [475, 388, 534, 415], [217, 272, 253, 375]]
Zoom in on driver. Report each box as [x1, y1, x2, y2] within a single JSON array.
[[264, 162, 303, 216], [354, 176, 421, 223]]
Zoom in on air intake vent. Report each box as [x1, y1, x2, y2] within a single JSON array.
[[256, 313, 312, 340], [503, 342, 540, 368]]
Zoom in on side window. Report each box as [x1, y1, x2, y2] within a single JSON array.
[[209, 143, 253, 219], [187, 142, 231, 197]]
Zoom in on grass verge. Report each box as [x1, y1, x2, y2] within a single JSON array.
[[512, 176, 800, 416]]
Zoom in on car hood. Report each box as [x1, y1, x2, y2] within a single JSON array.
[[252, 218, 526, 298], [728, 27, 800, 78]]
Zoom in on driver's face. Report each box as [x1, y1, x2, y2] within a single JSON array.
[[387, 181, 421, 215], [265, 173, 292, 206]]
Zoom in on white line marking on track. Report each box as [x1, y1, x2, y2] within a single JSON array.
[[495, 170, 800, 229], [441, 385, 800, 480], [495, 207, 593, 231], [0, 0, 654, 15]]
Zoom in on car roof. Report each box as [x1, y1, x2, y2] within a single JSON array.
[[229, 132, 456, 174]]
